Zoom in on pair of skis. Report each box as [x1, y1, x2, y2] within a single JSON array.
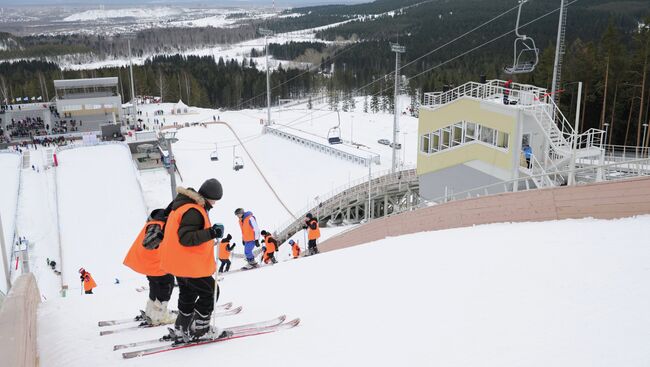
[[98, 302, 238, 336], [116, 315, 300, 359]]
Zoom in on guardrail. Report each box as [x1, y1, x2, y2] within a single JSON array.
[[0, 150, 22, 285]]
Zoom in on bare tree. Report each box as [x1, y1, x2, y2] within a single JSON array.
[[155, 68, 167, 102]]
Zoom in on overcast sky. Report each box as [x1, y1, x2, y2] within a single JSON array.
[[0, 0, 363, 6]]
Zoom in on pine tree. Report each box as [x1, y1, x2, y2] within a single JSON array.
[[363, 95, 369, 113]]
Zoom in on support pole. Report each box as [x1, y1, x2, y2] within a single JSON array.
[[167, 138, 177, 199], [551, 0, 567, 102], [391, 42, 405, 173], [126, 36, 137, 121], [260, 28, 273, 127], [568, 82, 582, 186]]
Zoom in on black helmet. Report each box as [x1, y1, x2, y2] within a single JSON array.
[[234, 208, 244, 216], [306, 213, 313, 219], [198, 178, 223, 200]]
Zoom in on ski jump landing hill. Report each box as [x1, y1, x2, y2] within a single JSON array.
[[55, 142, 148, 291]]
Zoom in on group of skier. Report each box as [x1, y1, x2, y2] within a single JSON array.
[[120, 178, 321, 344]]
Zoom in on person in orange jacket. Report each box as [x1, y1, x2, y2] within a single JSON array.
[[123, 207, 175, 326], [218, 234, 235, 273], [79, 268, 96, 294], [303, 213, 321, 255], [260, 230, 278, 264], [159, 179, 228, 343], [289, 239, 301, 259]]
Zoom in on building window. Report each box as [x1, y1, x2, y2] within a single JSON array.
[[452, 122, 463, 146], [431, 131, 440, 152], [497, 131, 509, 149], [420, 133, 430, 154], [465, 122, 477, 141], [479, 126, 495, 145], [441, 127, 451, 149]]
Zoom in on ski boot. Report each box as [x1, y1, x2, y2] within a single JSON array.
[[150, 300, 176, 326], [190, 310, 232, 341], [168, 310, 193, 345], [241, 258, 259, 270]]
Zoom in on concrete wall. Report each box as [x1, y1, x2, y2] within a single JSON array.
[[321, 176, 650, 252], [0, 273, 40, 367], [419, 163, 505, 200]]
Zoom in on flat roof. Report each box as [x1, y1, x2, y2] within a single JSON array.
[[54, 77, 118, 89]]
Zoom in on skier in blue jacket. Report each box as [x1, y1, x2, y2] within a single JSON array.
[[235, 208, 261, 269]]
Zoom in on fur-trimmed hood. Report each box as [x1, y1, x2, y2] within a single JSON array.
[[172, 186, 210, 210]]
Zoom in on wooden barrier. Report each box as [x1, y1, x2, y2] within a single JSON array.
[[0, 273, 40, 367], [321, 176, 650, 252]]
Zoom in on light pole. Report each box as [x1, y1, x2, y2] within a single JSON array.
[[163, 130, 178, 199], [391, 42, 405, 173], [260, 28, 273, 127], [124, 34, 137, 123]]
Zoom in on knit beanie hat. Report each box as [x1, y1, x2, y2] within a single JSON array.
[[199, 178, 223, 200]]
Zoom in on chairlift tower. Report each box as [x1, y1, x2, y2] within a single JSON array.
[[260, 28, 273, 128], [124, 33, 137, 120], [551, 0, 568, 102], [391, 42, 406, 173]]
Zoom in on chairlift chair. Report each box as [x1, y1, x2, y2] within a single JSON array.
[[327, 110, 343, 145], [210, 144, 219, 161], [232, 145, 244, 171], [233, 156, 244, 171], [504, 0, 539, 75]]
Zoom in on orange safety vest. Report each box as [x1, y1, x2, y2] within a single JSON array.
[[218, 241, 232, 260], [159, 203, 216, 278], [307, 219, 321, 240], [292, 242, 301, 258], [83, 273, 97, 291], [263, 234, 276, 253], [239, 213, 256, 242], [123, 220, 167, 276]]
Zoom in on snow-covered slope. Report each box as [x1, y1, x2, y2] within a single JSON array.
[[55, 144, 147, 289], [38, 217, 650, 366], [0, 151, 21, 294]]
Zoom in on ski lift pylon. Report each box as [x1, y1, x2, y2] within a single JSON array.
[[327, 110, 343, 145], [504, 0, 539, 74]]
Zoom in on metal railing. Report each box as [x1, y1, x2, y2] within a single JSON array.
[[273, 165, 417, 239], [422, 79, 547, 107], [0, 150, 23, 285]]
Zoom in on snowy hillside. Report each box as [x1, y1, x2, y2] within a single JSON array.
[[38, 217, 650, 366], [56, 144, 147, 288]]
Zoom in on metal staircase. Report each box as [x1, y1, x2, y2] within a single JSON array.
[[273, 166, 419, 244]]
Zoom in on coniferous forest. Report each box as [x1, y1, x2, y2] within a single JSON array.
[[0, 0, 649, 145]]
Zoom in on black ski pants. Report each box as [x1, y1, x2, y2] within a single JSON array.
[[176, 276, 217, 316], [308, 239, 319, 255], [147, 274, 175, 302], [218, 260, 231, 273]]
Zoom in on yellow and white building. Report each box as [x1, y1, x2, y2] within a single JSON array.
[[417, 79, 605, 200]]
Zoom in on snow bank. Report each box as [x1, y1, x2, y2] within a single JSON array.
[[38, 217, 650, 366], [56, 144, 147, 290], [0, 152, 21, 294]]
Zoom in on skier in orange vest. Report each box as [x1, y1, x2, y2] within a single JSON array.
[[123, 207, 175, 326], [304, 213, 321, 255], [159, 179, 229, 343], [218, 234, 235, 273], [79, 268, 96, 294], [289, 239, 301, 259], [260, 230, 278, 264]]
